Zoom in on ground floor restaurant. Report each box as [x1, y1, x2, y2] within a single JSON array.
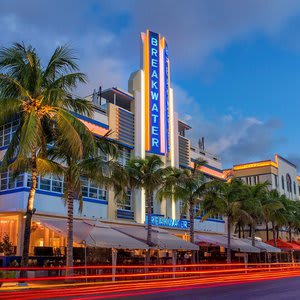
[[2, 213, 300, 267], [0, 213, 199, 267]]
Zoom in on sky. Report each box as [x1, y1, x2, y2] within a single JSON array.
[[1, 0, 300, 169]]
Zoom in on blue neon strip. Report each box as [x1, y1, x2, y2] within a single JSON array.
[[164, 42, 170, 153]]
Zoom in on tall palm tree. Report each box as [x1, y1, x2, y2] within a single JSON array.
[[0, 43, 92, 268], [266, 190, 287, 247], [279, 195, 300, 242], [49, 132, 118, 276], [117, 155, 169, 259], [261, 189, 284, 241], [202, 178, 249, 263], [158, 160, 206, 263], [243, 182, 269, 246]]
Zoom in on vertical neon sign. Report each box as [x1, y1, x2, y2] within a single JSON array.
[[144, 30, 170, 155], [148, 31, 161, 154]]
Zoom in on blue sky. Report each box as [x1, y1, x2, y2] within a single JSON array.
[[1, 0, 300, 168]]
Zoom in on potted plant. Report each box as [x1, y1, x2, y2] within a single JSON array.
[[1, 234, 13, 256]]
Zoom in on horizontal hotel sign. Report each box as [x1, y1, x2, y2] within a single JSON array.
[[142, 30, 170, 155], [145, 215, 189, 229], [233, 161, 278, 171]]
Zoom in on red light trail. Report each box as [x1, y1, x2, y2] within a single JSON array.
[[1, 264, 300, 299]]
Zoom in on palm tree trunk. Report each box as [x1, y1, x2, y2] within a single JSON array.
[[21, 150, 37, 275], [272, 222, 277, 247], [227, 216, 231, 263], [266, 222, 269, 241], [288, 223, 292, 242], [238, 223, 241, 238], [189, 201, 195, 264], [252, 222, 256, 247], [146, 191, 152, 264], [66, 188, 74, 278], [249, 224, 252, 238]]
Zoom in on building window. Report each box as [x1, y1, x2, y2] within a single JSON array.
[[80, 176, 107, 201], [194, 203, 201, 216], [274, 175, 278, 187], [146, 194, 154, 214], [0, 120, 19, 148], [98, 148, 108, 162], [253, 176, 257, 185], [117, 190, 132, 211], [179, 200, 187, 219], [118, 146, 131, 166], [27, 174, 64, 194], [286, 174, 292, 193], [282, 175, 285, 190], [294, 182, 297, 195], [0, 171, 24, 191]]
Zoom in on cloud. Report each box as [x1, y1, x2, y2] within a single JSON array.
[[173, 84, 283, 168], [2, 0, 300, 81], [0, 0, 297, 166]]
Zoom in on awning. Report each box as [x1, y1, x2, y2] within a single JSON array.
[[195, 233, 260, 253], [113, 225, 199, 251], [266, 239, 300, 251], [241, 238, 281, 253], [37, 218, 149, 250]]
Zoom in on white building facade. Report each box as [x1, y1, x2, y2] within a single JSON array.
[[0, 30, 225, 256]]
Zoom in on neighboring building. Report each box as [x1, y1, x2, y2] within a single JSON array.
[[225, 154, 300, 241], [0, 30, 224, 256]]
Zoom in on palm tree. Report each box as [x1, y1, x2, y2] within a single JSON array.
[[261, 189, 284, 241], [158, 160, 206, 263], [266, 190, 287, 247], [0, 43, 92, 268], [243, 182, 269, 246], [117, 155, 169, 261], [279, 196, 300, 243], [49, 132, 118, 276], [202, 178, 249, 263]]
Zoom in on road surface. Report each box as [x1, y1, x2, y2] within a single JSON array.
[[113, 277, 300, 300], [1, 273, 300, 299]]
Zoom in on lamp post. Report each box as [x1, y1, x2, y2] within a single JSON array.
[[82, 240, 87, 283]]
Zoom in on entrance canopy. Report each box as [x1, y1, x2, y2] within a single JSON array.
[[195, 233, 260, 253], [241, 238, 281, 253], [266, 239, 300, 251], [37, 218, 149, 250], [113, 225, 199, 251]]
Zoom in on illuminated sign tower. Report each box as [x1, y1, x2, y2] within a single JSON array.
[[129, 30, 177, 223], [141, 30, 173, 158]]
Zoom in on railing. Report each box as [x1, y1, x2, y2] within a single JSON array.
[[1, 262, 300, 285]]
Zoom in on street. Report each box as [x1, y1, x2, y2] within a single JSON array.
[[114, 277, 300, 300], [1, 273, 300, 300]]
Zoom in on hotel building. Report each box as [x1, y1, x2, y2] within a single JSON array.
[[0, 30, 225, 256], [225, 154, 300, 241]]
